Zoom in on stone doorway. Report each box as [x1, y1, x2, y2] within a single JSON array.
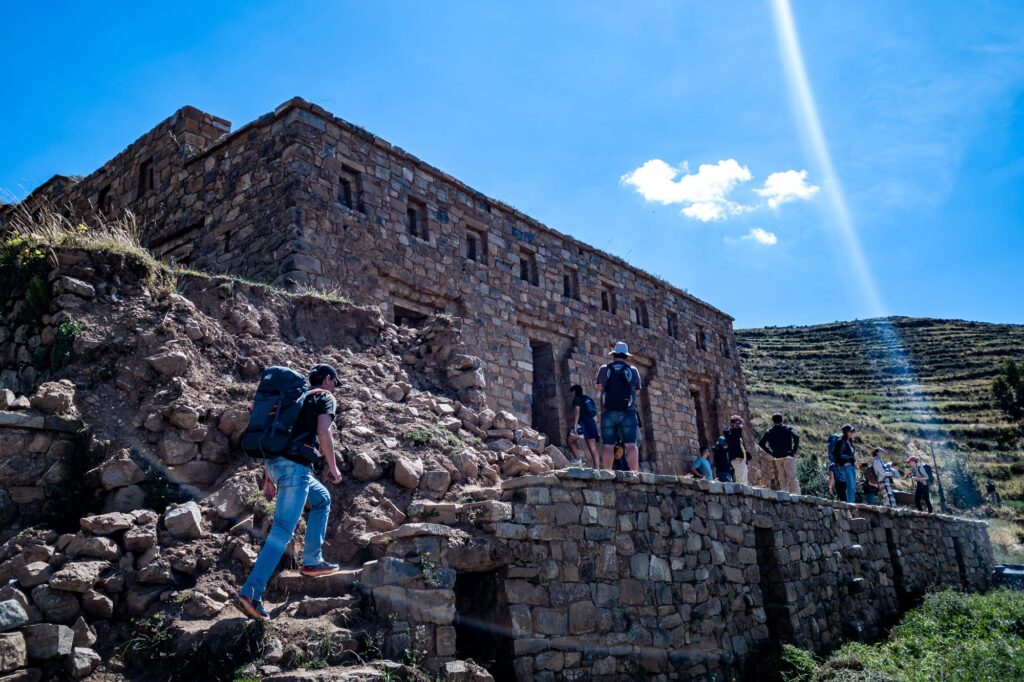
[[453, 570, 516, 681], [530, 340, 562, 446], [691, 389, 709, 450]]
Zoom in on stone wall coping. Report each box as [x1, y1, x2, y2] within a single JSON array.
[[499, 468, 988, 528], [0, 410, 83, 433]]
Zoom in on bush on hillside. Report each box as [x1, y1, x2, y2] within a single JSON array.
[[797, 456, 830, 499], [942, 449, 984, 509]]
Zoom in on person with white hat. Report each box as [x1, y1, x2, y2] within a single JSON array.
[[596, 341, 642, 471]]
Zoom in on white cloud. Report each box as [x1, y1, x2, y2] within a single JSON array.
[[755, 170, 820, 208], [741, 227, 778, 245], [621, 159, 753, 222]]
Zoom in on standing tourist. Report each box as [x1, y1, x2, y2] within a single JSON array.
[[907, 455, 933, 512], [722, 416, 750, 485], [711, 436, 733, 482], [757, 413, 801, 494], [861, 462, 879, 505], [834, 425, 858, 504], [596, 342, 642, 472], [566, 384, 600, 467], [872, 447, 898, 509]]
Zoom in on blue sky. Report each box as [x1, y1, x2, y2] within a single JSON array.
[[2, 1, 1022, 328]]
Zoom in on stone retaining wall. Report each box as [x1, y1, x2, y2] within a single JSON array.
[[485, 470, 991, 680]]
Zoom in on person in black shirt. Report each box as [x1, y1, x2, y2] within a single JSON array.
[[238, 364, 344, 621], [722, 416, 750, 485], [758, 413, 801, 494], [567, 384, 600, 468], [711, 436, 733, 482]]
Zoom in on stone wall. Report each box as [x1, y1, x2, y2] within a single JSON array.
[[4, 98, 753, 476], [461, 471, 989, 680]]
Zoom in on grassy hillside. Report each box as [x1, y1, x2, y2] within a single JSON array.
[[737, 317, 1024, 498]]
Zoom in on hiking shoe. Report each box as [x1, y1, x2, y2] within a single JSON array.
[[569, 459, 583, 467], [301, 561, 340, 577], [236, 595, 269, 621]]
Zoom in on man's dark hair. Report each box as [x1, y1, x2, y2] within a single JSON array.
[[309, 364, 339, 387], [772, 413, 783, 424], [570, 384, 583, 397], [612, 353, 628, 359], [700, 448, 710, 456]]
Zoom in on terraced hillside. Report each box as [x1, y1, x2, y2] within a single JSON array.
[[737, 318, 1024, 498]]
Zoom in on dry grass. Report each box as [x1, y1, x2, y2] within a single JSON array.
[[4, 203, 155, 265]]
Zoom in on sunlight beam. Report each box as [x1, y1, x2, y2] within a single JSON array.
[[770, 0, 886, 317]]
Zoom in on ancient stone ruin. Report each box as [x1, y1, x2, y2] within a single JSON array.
[[3, 97, 749, 476], [0, 100, 996, 681]]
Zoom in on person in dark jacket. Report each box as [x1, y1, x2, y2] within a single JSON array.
[[722, 416, 750, 485], [833, 424, 858, 504], [907, 455, 933, 512], [711, 436, 733, 482], [757, 414, 801, 494]]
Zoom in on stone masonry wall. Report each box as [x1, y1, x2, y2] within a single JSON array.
[[487, 470, 992, 680], [4, 98, 753, 476]]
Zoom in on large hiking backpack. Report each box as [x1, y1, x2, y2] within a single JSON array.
[[923, 463, 935, 485], [241, 366, 323, 462], [864, 464, 880, 491], [826, 434, 841, 464], [603, 362, 634, 411]]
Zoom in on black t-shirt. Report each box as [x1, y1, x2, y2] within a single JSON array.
[[572, 394, 597, 419], [288, 390, 336, 466], [723, 428, 747, 460]]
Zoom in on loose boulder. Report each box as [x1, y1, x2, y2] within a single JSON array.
[[22, 623, 73, 659], [163, 501, 203, 539], [0, 601, 29, 633], [394, 457, 423, 489]]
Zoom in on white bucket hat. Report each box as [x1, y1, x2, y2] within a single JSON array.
[[609, 341, 631, 356]]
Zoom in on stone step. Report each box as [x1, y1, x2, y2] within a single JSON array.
[[271, 568, 361, 597], [285, 594, 360, 619]]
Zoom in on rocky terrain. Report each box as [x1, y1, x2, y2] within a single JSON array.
[[738, 318, 1024, 498], [0, 223, 571, 681]]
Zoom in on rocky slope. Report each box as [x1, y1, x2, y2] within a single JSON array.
[[0, 235, 564, 681], [738, 317, 1024, 497]]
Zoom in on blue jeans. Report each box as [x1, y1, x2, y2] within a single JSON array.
[[840, 465, 857, 503], [241, 457, 331, 600], [600, 409, 639, 445], [864, 491, 878, 505]]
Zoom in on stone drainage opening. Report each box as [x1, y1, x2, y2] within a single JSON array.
[[754, 527, 793, 643], [453, 569, 516, 681], [393, 304, 429, 328]]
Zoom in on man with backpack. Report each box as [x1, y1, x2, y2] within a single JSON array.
[[907, 455, 933, 513], [757, 413, 801, 494], [711, 436, 733, 482], [596, 342, 642, 472], [722, 416, 750, 485], [566, 384, 600, 467], [236, 364, 344, 621]]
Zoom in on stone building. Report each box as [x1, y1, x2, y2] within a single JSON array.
[[3, 98, 750, 475]]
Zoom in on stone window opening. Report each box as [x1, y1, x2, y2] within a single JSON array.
[[519, 250, 538, 286], [601, 284, 617, 314], [667, 311, 679, 338], [406, 197, 428, 240], [339, 177, 353, 209], [697, 324, 708, 350], [393, 304, 429, 328], [722, 334, 732, 358], [465, 227, 487, 264], [137, 157, 155, 198], [339, 165, 362, 212], [562, 267, 580, 300], [633, 299, 650, 328]]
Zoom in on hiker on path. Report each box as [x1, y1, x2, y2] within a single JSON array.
[[237, 364, 344, 621], [872, 447, 899, 509], [861, 462, 879, 505], [758, 414, 801, 494], [986, 480, 1001, 507], [722, 416, 751, 485], [566, 384, 600, 467], [596, 342, 642, 472], [834, 425, 858, 504], [907, 455, 933, 513], [691, 448, 714, 481], [711, 436, 733, 482]]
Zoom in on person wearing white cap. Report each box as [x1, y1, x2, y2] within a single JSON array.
[[596, 341, 642, 471]]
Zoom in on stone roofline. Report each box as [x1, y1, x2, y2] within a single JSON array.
[[8, 96, 733, 322], [505, 467, 989, 528], [189, 97, 735, 323]]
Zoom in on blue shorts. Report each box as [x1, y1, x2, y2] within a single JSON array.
[[577, 416, 599, 440], [600, 409, 638, 445]]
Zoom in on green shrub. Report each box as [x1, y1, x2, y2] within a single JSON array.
[[23, 275, 51, 326], [50, 318, 82, 371], [942, 450, 984, 509], [797, 456, 830, 499]]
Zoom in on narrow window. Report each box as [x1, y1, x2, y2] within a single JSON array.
[[634, 299, 650, 328], [406, 198, 427, 239], [601, 284, 617, 313], [697, 325, 708, 350], [97, 185, 111, 214], [722, 335, 732, 358], [339, 177, 353, 209], [562, 267, 579, 300], [667, 311, 679, 338], [519, 250, 538, 285], [465, 227, 487, 264], [137, 158, 155, 197]]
